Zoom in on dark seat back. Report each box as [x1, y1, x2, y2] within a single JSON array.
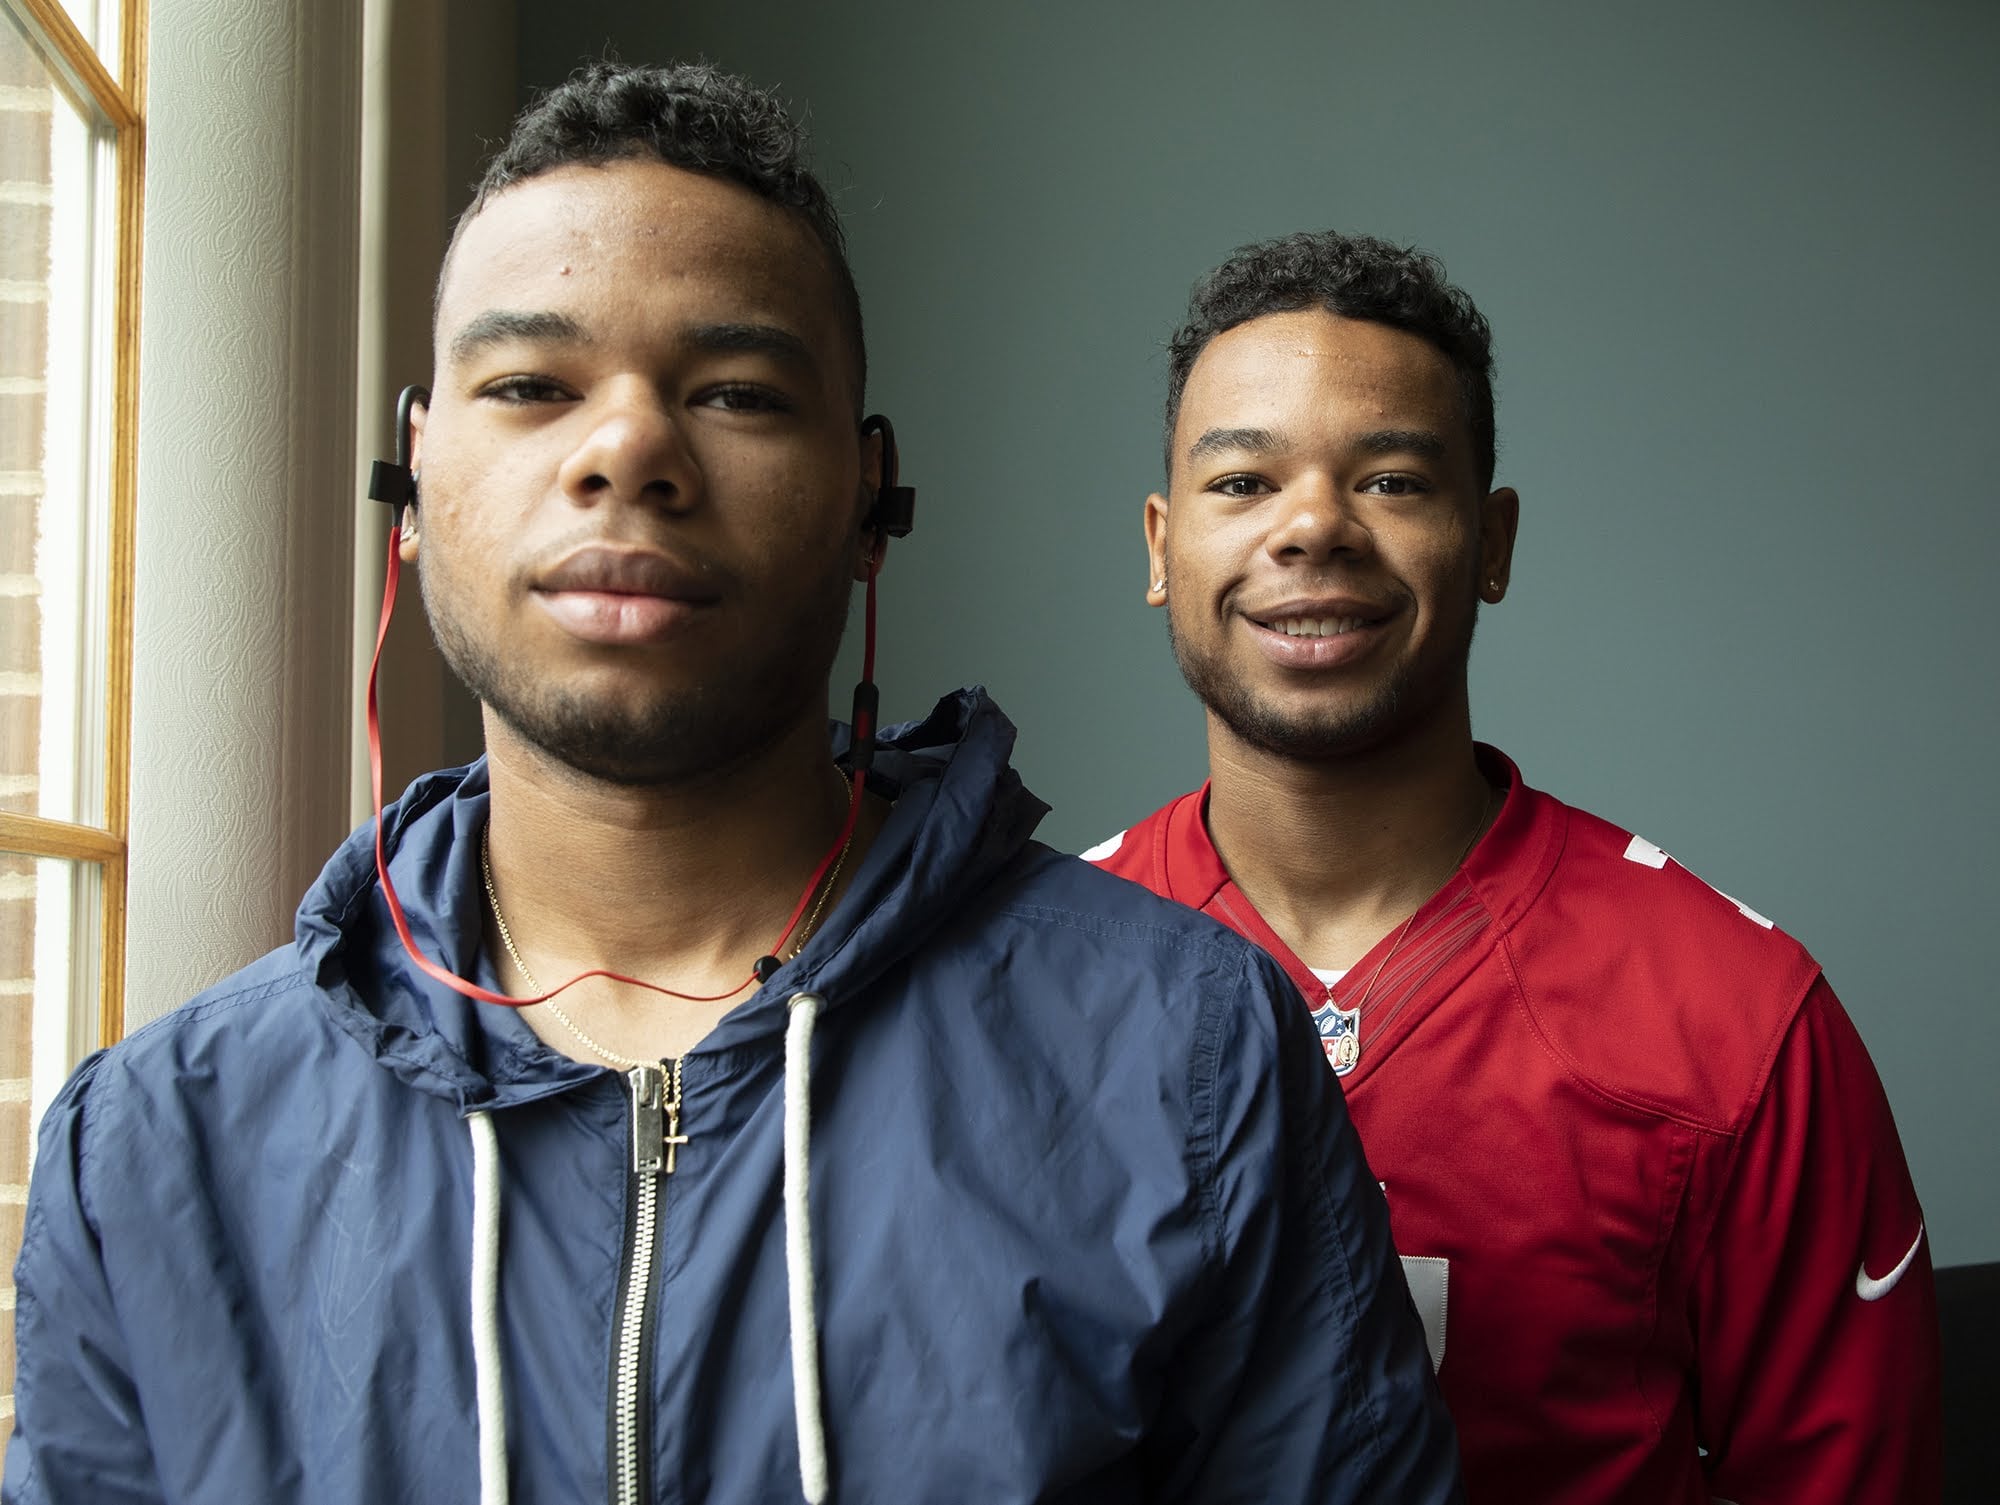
[[1940, 1261, 2000, 1503]]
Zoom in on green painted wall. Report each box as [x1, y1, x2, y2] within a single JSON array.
[[516, 0, 2000, 1263]]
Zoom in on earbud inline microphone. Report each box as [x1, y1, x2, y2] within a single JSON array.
[[363, 385, 917, 1009]]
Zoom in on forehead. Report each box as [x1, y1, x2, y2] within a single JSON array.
[[436, 158, 843, 366], [1176, 309, 1465, 449]]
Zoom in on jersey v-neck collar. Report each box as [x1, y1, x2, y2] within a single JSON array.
[[1150, 746, 1564, 1087]]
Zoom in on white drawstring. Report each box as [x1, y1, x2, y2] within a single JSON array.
[[469, 1110, 510, 1504], [785, 992, 830, 1503], [467, 1012, 827, 1505]]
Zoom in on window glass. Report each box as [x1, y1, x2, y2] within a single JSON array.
[[0, 10, 113, 831], [0, 5, 125, 1448], [51, 0, 122, 81], [0, 851, 103, 1448]]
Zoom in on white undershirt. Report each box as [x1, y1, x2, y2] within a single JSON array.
[[1309, 967, 1349, 987]]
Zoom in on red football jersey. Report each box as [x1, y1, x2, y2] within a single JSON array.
[[1087, 749, 1941, 1504]]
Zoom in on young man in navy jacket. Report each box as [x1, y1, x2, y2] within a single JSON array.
[[5, 69, 1460, 1503]]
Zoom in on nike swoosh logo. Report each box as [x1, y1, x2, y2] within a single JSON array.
[[1855, 1222, 1924, 1301]]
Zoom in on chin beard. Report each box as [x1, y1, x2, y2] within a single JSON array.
[[422, 559, 854, 788], [1166, 609, 1472, 762], [476, 680, 817, 786]]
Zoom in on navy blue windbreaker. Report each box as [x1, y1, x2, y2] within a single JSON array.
[[5, 689, 1462, 1503]]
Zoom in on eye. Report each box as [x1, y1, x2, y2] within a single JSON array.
[[1206, 473, 1272, 499], [697, 383, 795, 415], [477, 374, 573, 405], [1359, 473, 1432, 497]]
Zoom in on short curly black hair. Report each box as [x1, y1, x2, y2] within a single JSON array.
[[444, 61, 865, 404], [1165, 231, 1495, 489]]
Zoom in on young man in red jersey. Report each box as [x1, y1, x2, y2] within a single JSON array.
[[1087, 230, 1941, 1503]]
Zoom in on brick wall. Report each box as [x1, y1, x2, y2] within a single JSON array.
[[0, 32, 55, 1448]]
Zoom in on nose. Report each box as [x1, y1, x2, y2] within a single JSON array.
[[556, 381, 699, 511], [1265, 473, 1368, 564]]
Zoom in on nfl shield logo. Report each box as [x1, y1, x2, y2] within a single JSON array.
[[1310, 1000, 1361, 1076]]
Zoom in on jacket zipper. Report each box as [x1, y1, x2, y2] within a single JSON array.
[[610, 1058, 684, 1505]]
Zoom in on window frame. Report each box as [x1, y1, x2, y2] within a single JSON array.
[[0, 0, 145, 1051]]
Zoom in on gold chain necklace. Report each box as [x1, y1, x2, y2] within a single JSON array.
[[478, 820, 854, 1072], [1320, 784, 1499, 1074]]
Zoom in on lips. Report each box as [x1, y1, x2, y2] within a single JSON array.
[[531, 546, 722, 647], [1259, 614, 1370, 639], [1244, 595, 1393, 634], [534, 547, 721, 601], [1241, 597, 1396, 670]]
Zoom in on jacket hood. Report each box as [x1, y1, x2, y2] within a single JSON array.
[[295, 687, 1048, 1112]]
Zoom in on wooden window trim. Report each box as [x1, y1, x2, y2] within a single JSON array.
[[11, 0, 139, 128], [0, 0, 146, 1048]]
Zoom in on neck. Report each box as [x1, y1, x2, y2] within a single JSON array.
[[1204, 702, 1497, 972], [481, 707, 862, 1003]]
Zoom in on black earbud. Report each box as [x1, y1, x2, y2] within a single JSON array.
[[367, 385, 431, 513], [859, 413, 916, 539], [846, 414, 915, 779]]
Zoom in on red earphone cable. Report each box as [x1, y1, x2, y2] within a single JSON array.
[[367, 523, 873, 1009]]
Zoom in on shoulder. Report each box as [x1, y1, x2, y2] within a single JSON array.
[[1076, 789, 1201, 892], [42, 945, 342, 1174], [118, 943, 333, 1070], [978, 844, 1342, 1191], [1076, 793, 1188, 875], [1502, 786, 1823, 1133], [1551, 797, 1789, 924], [1537, 795, 1818, 982], [991, 839, 1280, 975], [923, 840, 1307, 1079]]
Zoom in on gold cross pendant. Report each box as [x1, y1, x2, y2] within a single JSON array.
[[628, 1059, 691, 1177], [663, 1106, 690, 1175]]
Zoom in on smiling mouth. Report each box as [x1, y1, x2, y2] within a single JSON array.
[[1253, 615, 1372, 639]]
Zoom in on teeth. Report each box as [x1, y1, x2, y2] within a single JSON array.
[[1275, 617, 1365, 638]]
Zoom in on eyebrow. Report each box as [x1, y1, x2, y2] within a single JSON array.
[[683, 322, 817, 370], [448, 309, 589, 366], [1184, 425, 1450, 465], [446, 310, 822, 391], [1353, 428, 1449, 462], [1186, 426, 1283, 463]]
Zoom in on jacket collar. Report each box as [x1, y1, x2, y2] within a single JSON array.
[[296, 687, 1047, 1110]]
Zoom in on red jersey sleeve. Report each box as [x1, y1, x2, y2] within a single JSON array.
[[1691, 977, 1941, 1503]]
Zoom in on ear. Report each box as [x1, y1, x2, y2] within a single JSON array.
[[1143, 492, 1171, 607], [855, 421, 886, 582], [1477, 486, 1520, 602], [399, 399, 430, 564]]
